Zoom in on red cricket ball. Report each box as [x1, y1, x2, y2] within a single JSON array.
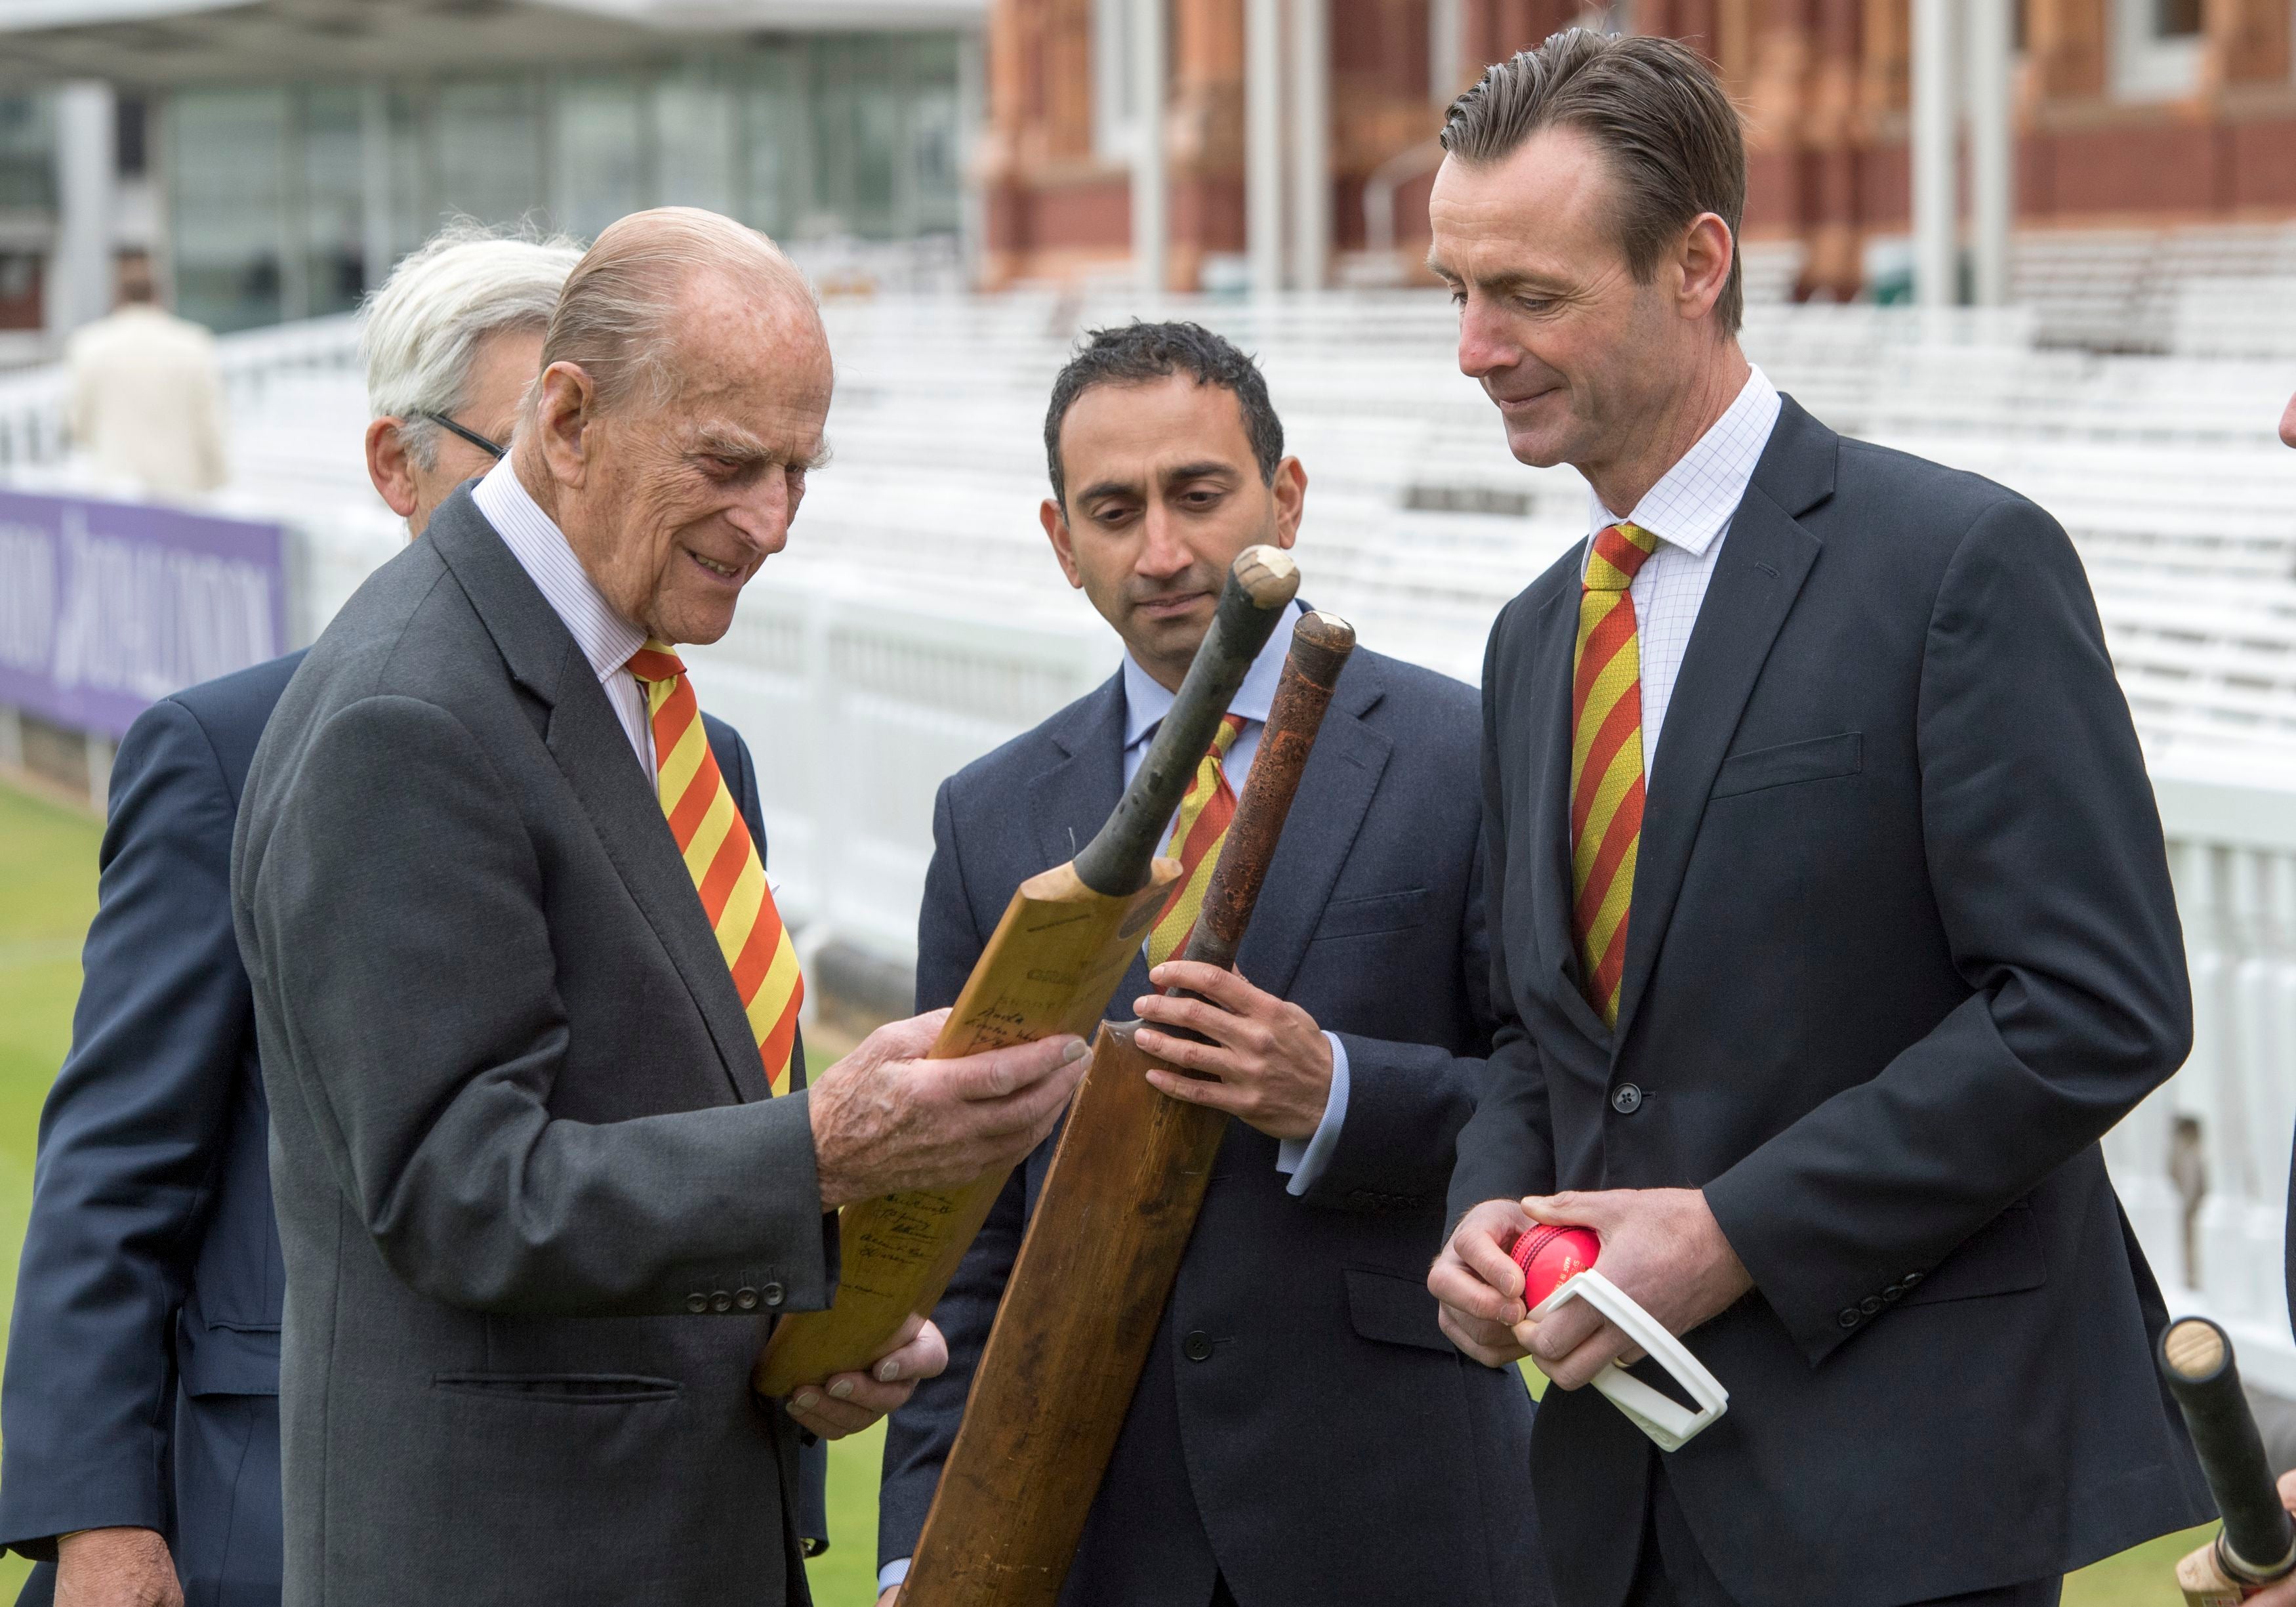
[[1511, 1224, 1601, 1310]]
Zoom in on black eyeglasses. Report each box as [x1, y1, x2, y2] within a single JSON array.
[[420, 411, 506, 460]]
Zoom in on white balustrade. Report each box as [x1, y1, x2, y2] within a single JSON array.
[[8, 285, 2296, 1379]]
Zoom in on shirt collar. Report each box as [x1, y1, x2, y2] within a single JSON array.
[[1584, 364, 1782, 559], [471, 457, 648, 687], [1122, 599, 1303, 754]]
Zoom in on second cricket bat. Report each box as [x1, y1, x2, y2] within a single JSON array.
[[753, 545, 1301, 1397]]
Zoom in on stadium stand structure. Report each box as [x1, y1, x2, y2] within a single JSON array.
[[2, 259, 2295, 1385]]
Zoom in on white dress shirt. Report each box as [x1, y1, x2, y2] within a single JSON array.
[[473, 459, 653, 775], [1581, 364, 1782, 774]]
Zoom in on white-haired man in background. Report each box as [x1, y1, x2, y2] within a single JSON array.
[[0, 227, 581, 1607]]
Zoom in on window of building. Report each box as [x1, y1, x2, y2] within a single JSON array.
[[168, 89, 289, 333], [0, 95, 56, 212], [2112, 0, 2204, 99], [554, 75, 650, 240], [435, 78, 546, 229], [300, 87, 366, 318]]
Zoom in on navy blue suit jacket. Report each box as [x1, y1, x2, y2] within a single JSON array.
[[882, 645, 1548, 1607], [1457, 398, 2208, 1607], [0, 650, 819, 1603]]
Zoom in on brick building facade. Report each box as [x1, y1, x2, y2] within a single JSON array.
[[977, 0, 2296, 297]]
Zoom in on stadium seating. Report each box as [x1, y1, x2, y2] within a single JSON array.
[[3, 266, 2295, 1380]]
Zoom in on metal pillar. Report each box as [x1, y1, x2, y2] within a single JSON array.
[[1130, 0, 1168, 295], [1429, 0, 1466, 106], [1910, 0, 1958, 307], [1245, 0, 1284, 297], [1288, 0, 1329, 292], [1965, 0, 2015, 306], [50, 81, 117, 338]]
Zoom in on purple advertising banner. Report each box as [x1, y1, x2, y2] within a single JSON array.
[[0, 490, 288, 741]]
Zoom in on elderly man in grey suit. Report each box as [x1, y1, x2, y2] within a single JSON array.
[[230, 207, 1088, 1606]]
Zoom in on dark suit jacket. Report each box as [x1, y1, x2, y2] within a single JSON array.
[[1456, 396, 2211, 1607], [882, 646, 1548, 1607], [230, 487, 833, 1607]]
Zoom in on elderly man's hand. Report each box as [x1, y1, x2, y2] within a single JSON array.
[[808, 1011, 1088, 1209], [1511, 1188, 1752, 1390], [55, 1527, 183, 1607], [1430, 1198, 1538, 1367], [782, 1311, 946, 1440], [1132, 961, 1334, 1140]]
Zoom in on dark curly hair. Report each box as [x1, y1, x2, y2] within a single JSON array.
[[1043, 320, 1286, 509]]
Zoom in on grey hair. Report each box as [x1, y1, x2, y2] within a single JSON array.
[[360, 220, 585, 470], [537, 206, 821, 417]]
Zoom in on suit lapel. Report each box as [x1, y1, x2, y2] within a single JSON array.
[[1237, 657, 1391, 1002], [1609, 401, 1834, 1051], [428, 487, 766, 1105]]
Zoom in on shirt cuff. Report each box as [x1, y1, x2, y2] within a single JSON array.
[[880, 1559, 911, 1593], [1275, 1032, 1350, 1197]]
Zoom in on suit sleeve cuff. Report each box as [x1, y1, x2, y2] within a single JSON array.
[[880, 1559, 911, 1593], [1275, 1032, 1351, 1197]]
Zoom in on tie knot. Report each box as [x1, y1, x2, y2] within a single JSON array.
[[1586, 523, 1658, 591], [626, 638, 686, 685], [1210, 713, 1246, 759]]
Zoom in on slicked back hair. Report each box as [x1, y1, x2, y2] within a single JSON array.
[[1044, 320, 1284, 509], [1441, 29, 1746, 337]]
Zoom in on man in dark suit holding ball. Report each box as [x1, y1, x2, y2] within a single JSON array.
[[1425, 30, 2211, 1607]]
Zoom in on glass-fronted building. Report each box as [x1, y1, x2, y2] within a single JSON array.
[[0, 3, 979, 347], [169, 35, 966, 331]]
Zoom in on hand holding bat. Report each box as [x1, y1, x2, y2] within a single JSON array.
[[808, 1011, 1090, 1207], [1133, 961, 1333, 1140]]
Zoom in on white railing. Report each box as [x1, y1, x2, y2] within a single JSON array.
[[2112, 753, 2296, 1388], [7, 292, 2296, 1380]]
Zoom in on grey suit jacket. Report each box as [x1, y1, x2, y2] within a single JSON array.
[[231, 486, 835, 1606]]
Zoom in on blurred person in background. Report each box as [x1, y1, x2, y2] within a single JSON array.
[[230, 207, 1086, 1606], [878, 322, 1546, 1607], [0, 226, 581, 1607], [64, 251, 228, 500]]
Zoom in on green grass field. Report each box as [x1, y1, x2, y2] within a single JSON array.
[[0, 776, 2210, 1604]]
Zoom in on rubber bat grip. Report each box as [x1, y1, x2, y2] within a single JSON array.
[[2160, 1316, 2296, 1584], [1073, 546, 1298, 897]]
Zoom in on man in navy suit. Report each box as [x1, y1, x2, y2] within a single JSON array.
[[1427, 34, 2206, 1607], [0, 229, 590, 1607], [877, 322, 1547, 1607]]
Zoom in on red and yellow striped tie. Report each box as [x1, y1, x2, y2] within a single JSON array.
[[1570, 522, 1658, 1028], [627, 639, 804, 1095], [1145, 713, 1248, 969]]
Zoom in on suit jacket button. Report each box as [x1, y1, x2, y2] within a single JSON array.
[[710, 1290, 733, 1314], [1611, 1083, 1643, 1115], [762, 1282, 786, 1308], [1859, 1295, 1883, 1316], [686, 1292, 709, 1314], [1183, 1331, 1214, 1362], [735, 1287, 760, 1311], [1902, 1271, 1923, 1288], [1883, 1282, 1905, 1301], [1838, 1308, 1860, 1329]]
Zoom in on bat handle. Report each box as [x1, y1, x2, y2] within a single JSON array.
[[2161, 1317, 2296, 1585], [1178, 611, 1356, 973]]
